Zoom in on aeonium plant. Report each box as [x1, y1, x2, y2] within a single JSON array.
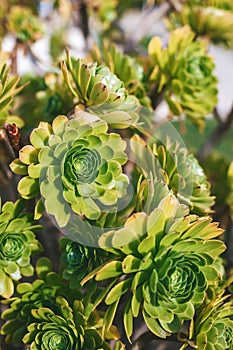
[[148, 26, 218, 128], [82, 194, 225, 340], [0, 198, 41, 298], [130, 134, 215, 216], [10, 111, 129, 229]]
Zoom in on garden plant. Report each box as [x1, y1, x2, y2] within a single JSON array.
[[0, 1, 233, 349]]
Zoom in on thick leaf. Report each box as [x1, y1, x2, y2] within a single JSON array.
[[104, 300, 120, 332], [96, 261, 122, 281], [142, 309, 168, 338], [17, 176, 39, 199], [105, 278, 132, 305], [10, 159, 28, 175], [122, 255, 141, 274], [34, 198, 44, 220], [19, 145, 38, 165], [123, 298, 133, 342], [30, 127, 51, 148]]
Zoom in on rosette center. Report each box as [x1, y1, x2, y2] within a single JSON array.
[[0, 233, 25, 261], [63, 146, 101, 185], [43, 331, 69, 350]]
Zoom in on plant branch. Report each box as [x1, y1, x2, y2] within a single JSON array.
[[0, 128, 16, 162], [197, 104, 233, 160]]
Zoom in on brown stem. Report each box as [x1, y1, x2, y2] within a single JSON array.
[[0, 128, 16, 162], [197, 105, 233, 161], [9, 41, 19, 75], [149, 84, 166, 110]]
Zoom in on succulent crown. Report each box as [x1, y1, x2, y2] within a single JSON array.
[[148, 26, 218, 127]]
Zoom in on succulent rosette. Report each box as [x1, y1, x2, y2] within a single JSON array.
[[86, 0, 118, 30], [189, 295, 233, 349], [59, 237, 108, 289], [148, 26, 218, 127], [2, 258, 122, 348], [168, 0, 233, 47], [1, 257, 80, 344], [62, 53, 126, 107], [131, 134, 215, 215], [23, 297, 114, 350], [22, 296, 113, 350], [10, 112, 129, 231], [7, 5, 44, 43], [91, 41, 151, 108], [82, 194, 225, 340], [62, 52, 141, 129], [0, 198, 41, 298]]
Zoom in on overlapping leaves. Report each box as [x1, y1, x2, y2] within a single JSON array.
[[0, 198, 41, 298], [10, 112, 129, 227], [167, 0, 233, 47], [59, 237, 108, 289], [191, 294, 233, 349], [82, 195, 225, 340], [7, 5, 44, 43], [131, 134, 215, 215], [0, 61, 25, 127], [91, 41, 150, 108], [148, 26, 218, 128], [1, 257, 79, 344], [61, 52, 141, 129]]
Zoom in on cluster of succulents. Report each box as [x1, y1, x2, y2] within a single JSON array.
[[0, 2, 233, 349], [167, 0, 233, 47], [2, 258, 122, 349], [148, 26, 218, 127]]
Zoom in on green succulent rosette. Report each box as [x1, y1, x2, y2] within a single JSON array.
[[62, 53, 126, 107], [22, 295, 118, 350], [167, 0, 233, 47], [1, 257, 80, 344], [91, 41, 151, 108], [131, 134, 215, 215], [82, 194, 225, 340], [187, 294, 233, 350], [62, 52, 141, 129], [148, 26, 218, 128], [7, 5, 44, 43], [59, 237, 108, 289], [87, 0, 118, 30], [10, 112, 129, 230], [0, 198, 41, 298]]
